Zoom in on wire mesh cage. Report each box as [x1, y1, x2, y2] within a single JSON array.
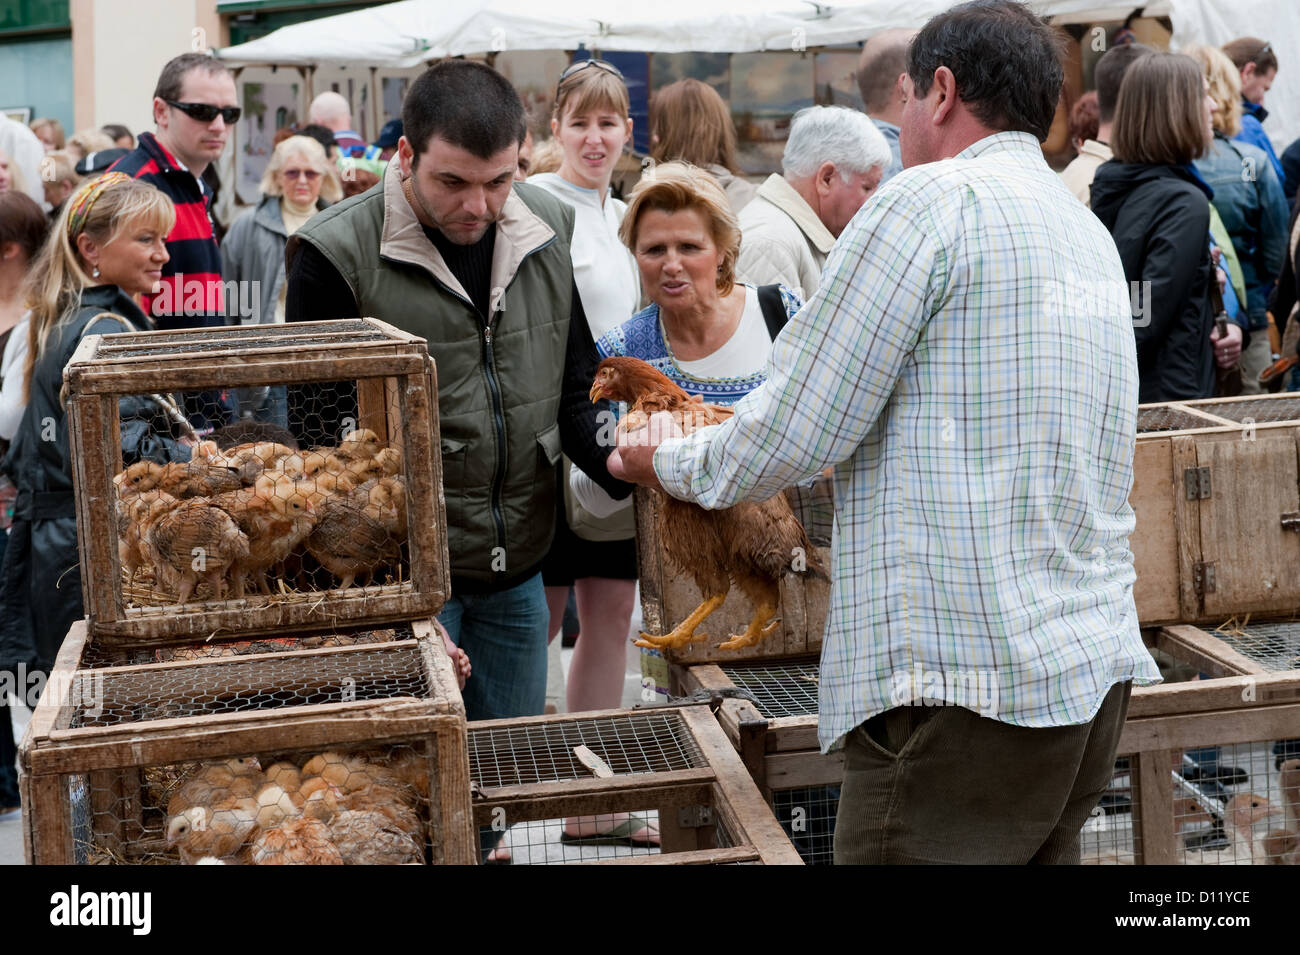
[[468, 706, 802, 865], [1184, 395, 1300, 425], [1136, 405, 1227, 434], [632, 469, 834, 667], [63, 318, 449, 648], [20, 618, 475, 864], [1212, 618, 1300, 673]]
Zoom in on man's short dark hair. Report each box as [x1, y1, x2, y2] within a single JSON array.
[[1222, 37, 1279, 77], [1095, 42, 1153, 124], [154, 52, 232, 102], [297, 123, 338, 155], [907, 0, 1065, 141], [403, 60, 524, 164]]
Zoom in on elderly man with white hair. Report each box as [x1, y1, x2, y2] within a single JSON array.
[[308, 90, 367, 157], [736, 106, 892, 298]]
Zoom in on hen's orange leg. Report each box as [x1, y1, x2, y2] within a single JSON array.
[[635, 594, 727, 649], [718, 601, 780, 651]]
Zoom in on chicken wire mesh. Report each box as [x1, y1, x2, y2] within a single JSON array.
[[772, 786, 839, 865], [65, 642, 431, 729], [112, 374, 414, 609], [1185, 396, 1300, 424], [480, 810, 744, 864], [1212, 619, 1300, 672], [77, 624, 412, 669], [64, 740, 438, 864], [719, 661, 821, 719], [1136, 406, 1223, 433], [1084, 744, 1300, 864], [468, 712, 707, 788]]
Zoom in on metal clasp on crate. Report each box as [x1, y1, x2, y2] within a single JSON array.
[[1281, 511, 1300, 531], [1193, 561, 1217, 595]]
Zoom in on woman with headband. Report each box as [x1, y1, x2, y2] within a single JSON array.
[[0, 173, 190, 677]]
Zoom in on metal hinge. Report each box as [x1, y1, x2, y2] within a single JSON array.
[[677, 806, 714, 828], [1184, 466, 1212, 500], [1281, 511, 1300, 531], [1193, 561, 1216, 595]]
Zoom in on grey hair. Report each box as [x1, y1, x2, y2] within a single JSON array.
[[781, 106, 892, 182]]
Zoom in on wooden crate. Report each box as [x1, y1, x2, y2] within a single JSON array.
[[64, 318, 449, 649], [675, 621, 1300, 865], [1133, 394, 1300, 626], [19, 618, 475, 865], [633, 472, 833, 666], [467, 705, 803, 864]]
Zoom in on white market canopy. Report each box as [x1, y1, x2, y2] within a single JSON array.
[[215, 0, 1300, 149], [215, 0, 1168, 67]]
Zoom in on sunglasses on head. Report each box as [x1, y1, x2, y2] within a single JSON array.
[[557, 58, 624, 92], [166, 100, 242, 124]]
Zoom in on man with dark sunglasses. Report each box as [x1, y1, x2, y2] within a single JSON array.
[[110, 52, 239, 429]]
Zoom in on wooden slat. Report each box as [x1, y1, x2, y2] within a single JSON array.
[[1171, 436, 1203, 620], [1118, 701, 1300, 753], [1132, 750, 1176, 865], [416, 626, 475, 864], [1130, 438, 1180, 624], [765, 750, 845, 790], [91, 637, 421, 677], [92, 593, 439, 647], [24, 773, 75, 865], [28, 706, 449, 774], [1127, 672, 1300, 718], [72, 394, 122, 629], [678, 705, 802, 865], [634, 488, 666, 639], [589, 846, 760, 865], [1155, 625, 1267, 678], [25, 621, 90, 742], [765, 717, 822, 752], [67, 353, 427, 395]]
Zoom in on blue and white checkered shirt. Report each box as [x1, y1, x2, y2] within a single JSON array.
[[654, 132, 1162, 753]]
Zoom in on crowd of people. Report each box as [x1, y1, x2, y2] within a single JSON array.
[[0, 0, 1298, 863]]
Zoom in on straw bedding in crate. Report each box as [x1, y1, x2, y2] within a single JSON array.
[[64, 318, 449, 648]]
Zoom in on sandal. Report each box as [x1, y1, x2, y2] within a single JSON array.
[[560, 813, 659, 848]]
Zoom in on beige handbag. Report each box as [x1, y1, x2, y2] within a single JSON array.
[[562, 455, 635, 542]]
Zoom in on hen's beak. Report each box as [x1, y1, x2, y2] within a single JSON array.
[[589, 381, 605, 403]]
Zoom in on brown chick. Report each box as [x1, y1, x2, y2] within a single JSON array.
[[304, 486, 403, 589], [209, 473, 318, 595], [246, 817, 343, 865], [301, 752, 386, 794], [208, 442, 299, 484], [299, 776, 344, 822], [117, 488, 178, 582], [357, 476, 408, 541], [166, 757, 265, 821], [342, 784, 424, 839], [167, 782, 295, 864], [590, 356, 829, 651], [153, 459, 245, 499], [142, 499, 250, 604], [334, 428, 385, 462], [327, 808, 424, 865]]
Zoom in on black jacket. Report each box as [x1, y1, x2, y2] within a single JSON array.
[[1091, 161, 1216, 403], [0, 286, 190, 670]]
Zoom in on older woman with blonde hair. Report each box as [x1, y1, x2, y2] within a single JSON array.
[[0, 174, 190, 680], [650, 80, 755, 213], [572, 160, 801, 510], [1187, 43, 1290, 393]]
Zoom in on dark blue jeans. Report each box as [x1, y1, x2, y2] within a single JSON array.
[[438, 572, 549, 721]]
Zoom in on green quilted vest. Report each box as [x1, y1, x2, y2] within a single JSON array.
[[290, 166, 576, 589]]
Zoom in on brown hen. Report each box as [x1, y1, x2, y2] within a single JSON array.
[[208, 472, 318, 595], [590, 356, 828, 650], [142, 498, 250, 604]]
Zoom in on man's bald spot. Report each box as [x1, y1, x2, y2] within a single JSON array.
[[857, 28, 918, 115], [309, 91, 352, 128]]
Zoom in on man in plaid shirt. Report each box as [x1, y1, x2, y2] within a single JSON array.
[[610, 0, 1161, 863]]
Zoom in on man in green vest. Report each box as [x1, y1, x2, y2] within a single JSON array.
[[285, 60, 630, 721]]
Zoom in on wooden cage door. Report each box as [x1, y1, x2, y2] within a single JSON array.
[[1195, 435, 1300, 618]]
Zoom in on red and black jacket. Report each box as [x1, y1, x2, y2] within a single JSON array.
[[109, 132, 225, 329]]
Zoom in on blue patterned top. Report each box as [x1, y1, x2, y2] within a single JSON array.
[[595, 284, 802, 406]]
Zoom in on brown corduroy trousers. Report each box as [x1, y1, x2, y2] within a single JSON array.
[[833, 681, 1131, 864]]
